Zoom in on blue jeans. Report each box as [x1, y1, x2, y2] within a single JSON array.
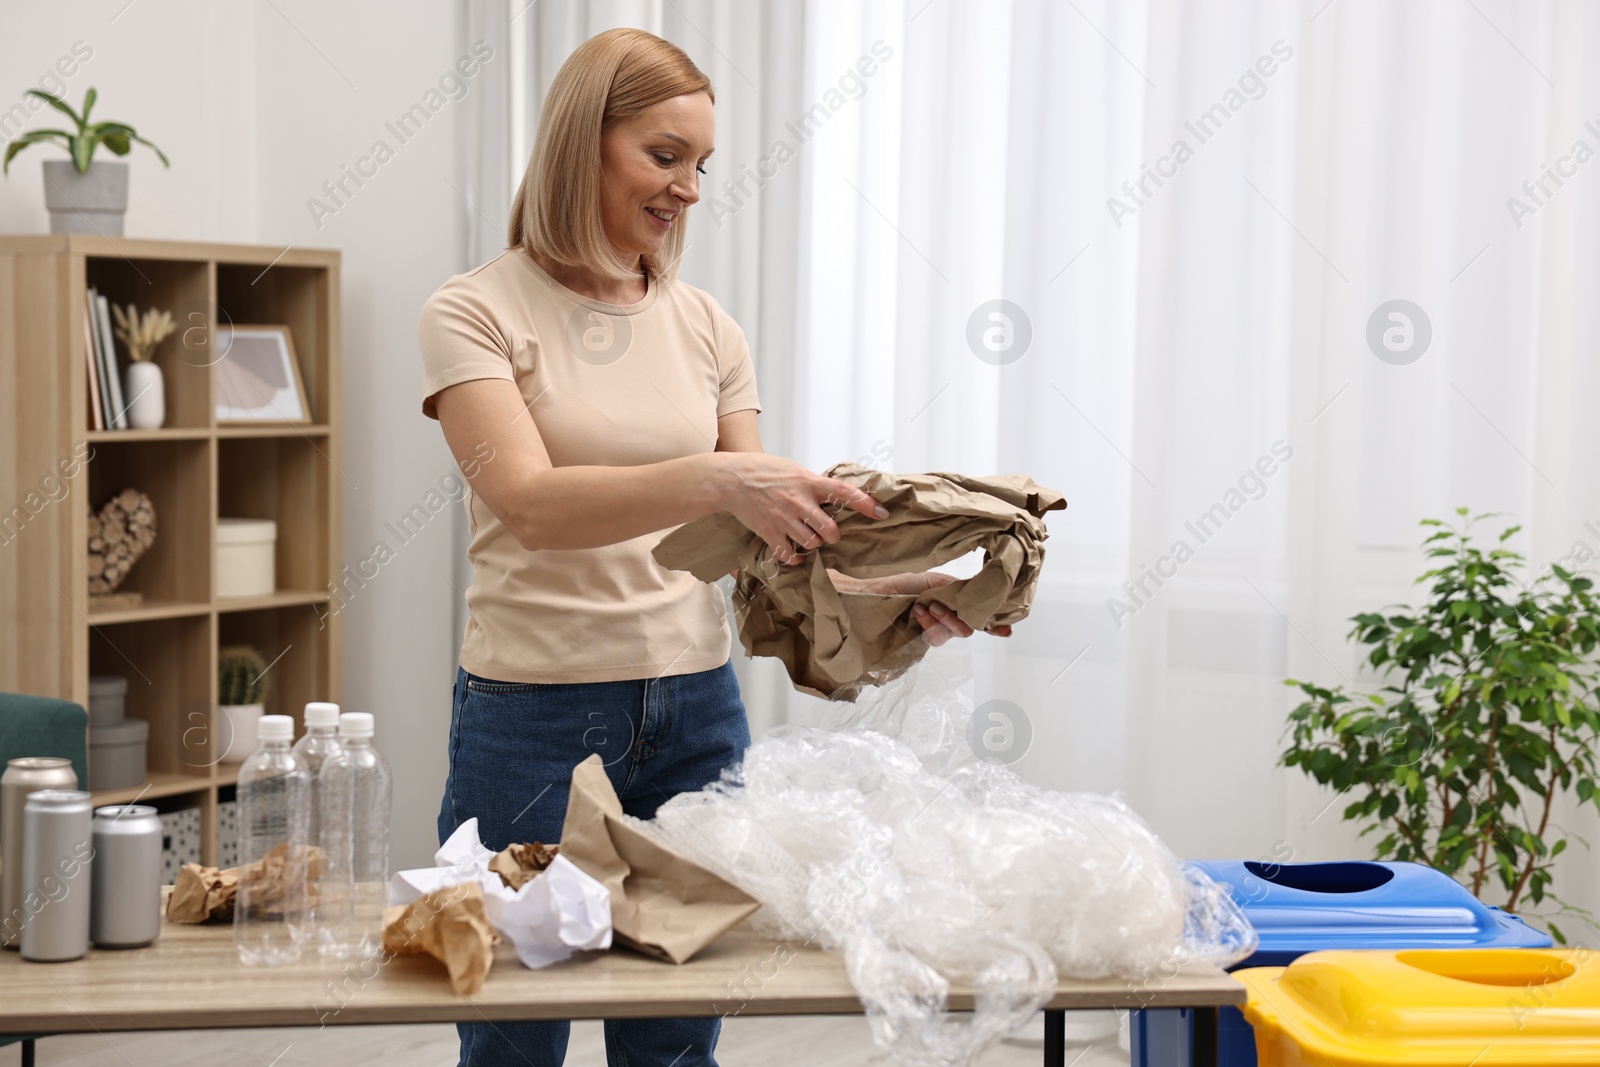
[[438, 658, 752, 1067]]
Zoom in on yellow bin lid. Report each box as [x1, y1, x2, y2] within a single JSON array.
[[1238, 948, 1600, 1067]]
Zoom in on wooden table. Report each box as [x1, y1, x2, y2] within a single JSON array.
[[0, 917, 1244, 1066]]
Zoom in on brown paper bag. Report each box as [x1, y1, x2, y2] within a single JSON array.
[[382, 882, 497, 994], [557, 755, 759, 964], [167, 862, 239, 922], [488, 841, 559, 891], [166, 844, 327, 923], [653, 462, 1067, 700]]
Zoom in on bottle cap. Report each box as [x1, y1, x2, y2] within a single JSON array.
[[257, 714, 294, 741], [304, 702, 341, 729], [338, 712, 374, 739]]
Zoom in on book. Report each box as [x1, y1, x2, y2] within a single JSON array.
[[88, 286, 117, 429], [95, 290, 127, 429], [83, 295, 103, 431]]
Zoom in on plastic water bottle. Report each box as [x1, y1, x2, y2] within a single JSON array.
[[234, 714, 310, 966], [291, 702, 344, 950], [318, 712, 391, 958]]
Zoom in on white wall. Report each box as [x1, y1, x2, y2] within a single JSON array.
[[1, 0, 467, 869]]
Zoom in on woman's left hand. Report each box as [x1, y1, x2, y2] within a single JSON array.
[[830, 569, 1013, 646]]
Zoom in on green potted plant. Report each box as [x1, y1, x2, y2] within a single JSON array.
[[1280, 509, 1600, 941], [218, 645, 272, 764], [2, 87, 169, 235]]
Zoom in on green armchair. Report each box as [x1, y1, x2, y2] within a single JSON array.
[[0, 692, 89, 789], [0, 690, 91, 1067]]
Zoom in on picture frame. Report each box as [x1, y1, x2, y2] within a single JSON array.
[[214, 324, 312, 424]]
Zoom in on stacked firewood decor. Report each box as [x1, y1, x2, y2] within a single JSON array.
[[88, 488, 156, 605]]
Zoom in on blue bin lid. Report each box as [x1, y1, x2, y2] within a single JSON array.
[[1190, 859, 1552, 969]]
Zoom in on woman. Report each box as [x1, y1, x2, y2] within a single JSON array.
[[418, 27, 1005, 1067]]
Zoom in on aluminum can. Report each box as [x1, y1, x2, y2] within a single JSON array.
[[0, 758, 77, 949], [19, 790, 93, 962], [91, 805, 162, 948]]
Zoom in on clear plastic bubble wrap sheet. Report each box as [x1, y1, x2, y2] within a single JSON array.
[[634, 651, 1257, 1067]]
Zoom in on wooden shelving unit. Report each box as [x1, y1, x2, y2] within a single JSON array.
[[0, 235, 342, 866]]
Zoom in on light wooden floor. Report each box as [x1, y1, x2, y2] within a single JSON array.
[[0, 1015, 1131, 1066]]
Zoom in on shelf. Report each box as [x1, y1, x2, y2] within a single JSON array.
[[90, 614, 214, 773], [216, 424, 330, 439], [219, 605, 332, 727], [89, 597, 211, 625], [216, 262, 333, 426], [87, 437, 212, 604], [83, 426, 332, 441], [85, 256, 213, 430], [91, 770, 215, 805], [87, 428, 212, 442], [215, 589, 330, 613], [219, 437, 332, 591], [1, 236, 341, 872], [0, 235, 338, 268]]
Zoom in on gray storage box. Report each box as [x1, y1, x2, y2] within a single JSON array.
[[88, 716, 148, 790], [87, 674, 128, 727]]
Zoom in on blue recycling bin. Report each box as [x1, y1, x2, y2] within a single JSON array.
[[1131, 859, 1552, 1067]]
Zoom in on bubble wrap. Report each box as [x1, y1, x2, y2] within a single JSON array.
[[633, 652, 1256, 1067]]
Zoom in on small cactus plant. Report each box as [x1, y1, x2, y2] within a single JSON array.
[[219, 645, 270, 706]]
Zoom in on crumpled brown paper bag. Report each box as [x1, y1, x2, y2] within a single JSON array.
[[166, 843, 327, 923], [488, 841, 559, 891], [167, 863, 239, 922], [653, 462, 1067, 700], [558, 755, 759, 963], [382, 882, 497, 994]]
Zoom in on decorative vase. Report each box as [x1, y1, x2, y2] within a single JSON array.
[[41, 160, 129, 235], [218, 703, 265, 763], [123, 361, 165, 429]]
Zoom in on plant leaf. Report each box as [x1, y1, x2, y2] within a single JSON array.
[[24, 90, 83, 130], [2, 129, 73, 175]]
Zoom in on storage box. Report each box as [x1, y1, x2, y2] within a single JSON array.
[[88, 716, 148, 790], [88, 674, 128, 727], [1239, 949, 1600, 1067], [217, 517, 277, 598], [1133, 861, 1552, 1067], [217, 799, 239, 868], [158, 807, 201, 884]]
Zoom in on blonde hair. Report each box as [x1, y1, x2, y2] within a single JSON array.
[[509, 28, 712, 285]]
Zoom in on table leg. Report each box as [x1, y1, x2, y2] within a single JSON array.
[[1042, 1009, 1064, 1066], [21, 1038, 35, 1067], [1192, 1007, 1218, 1067]]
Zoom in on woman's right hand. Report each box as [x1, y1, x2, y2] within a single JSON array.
[[715, 452, 890, 566]]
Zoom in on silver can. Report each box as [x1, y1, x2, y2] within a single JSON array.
[[91, 805, 162, 948], [1, 758, 78, 950], [19, 789, 93, 962]]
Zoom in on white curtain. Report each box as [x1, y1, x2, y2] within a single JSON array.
[[781, 0, 1600, 919], [461, 0, 1600, 918]]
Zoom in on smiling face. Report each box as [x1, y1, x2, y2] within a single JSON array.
[[598, 92, 715, 267]]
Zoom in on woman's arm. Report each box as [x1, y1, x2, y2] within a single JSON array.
[[433, 380, 885, 560]]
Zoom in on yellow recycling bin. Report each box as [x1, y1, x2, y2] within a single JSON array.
[[1237, 948, 1600, 1067]]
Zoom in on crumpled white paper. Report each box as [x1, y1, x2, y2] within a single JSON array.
[[389, 817, 612, 969]]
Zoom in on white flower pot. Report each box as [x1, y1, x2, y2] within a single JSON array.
[[218, 703, 265, 763], [123, 361, 165, 429]]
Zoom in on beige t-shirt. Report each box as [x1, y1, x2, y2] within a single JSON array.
[[417, 248, 762, 684]]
